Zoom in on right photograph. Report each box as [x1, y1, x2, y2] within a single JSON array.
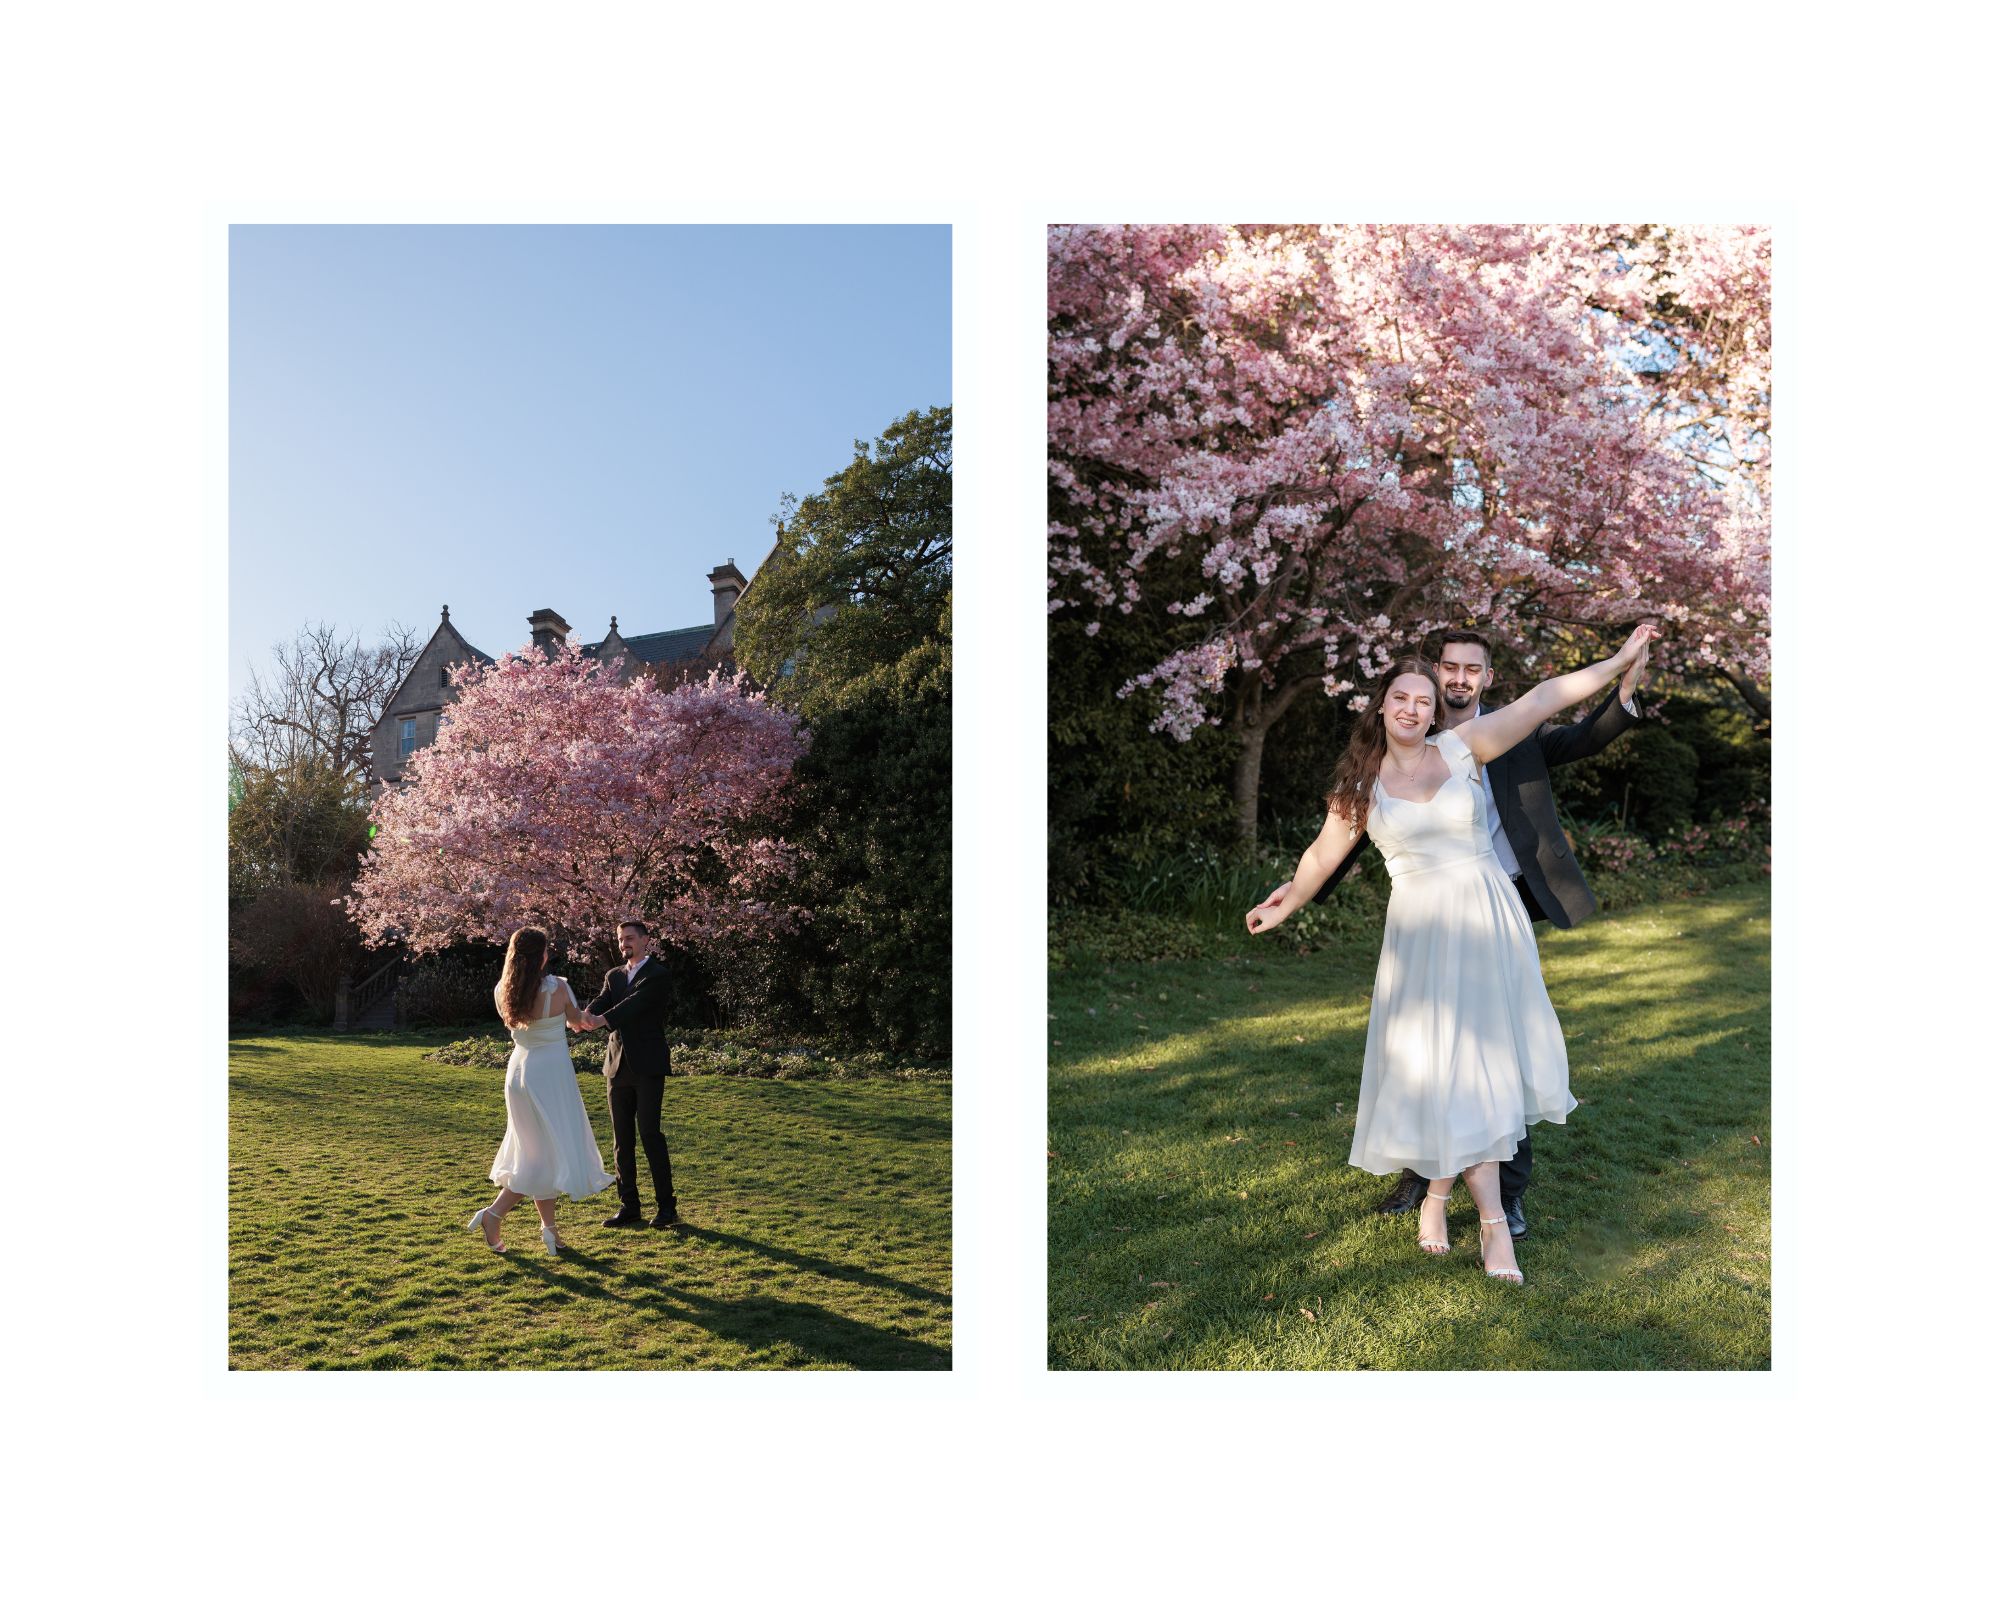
[[1047, 223, 1771, 1371]]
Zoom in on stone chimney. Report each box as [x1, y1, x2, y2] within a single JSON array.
[[708, 559, 747, 630], [527, 608, 571, 655]]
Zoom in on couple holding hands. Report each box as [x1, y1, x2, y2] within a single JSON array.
[[466, 919, 681, 1256]]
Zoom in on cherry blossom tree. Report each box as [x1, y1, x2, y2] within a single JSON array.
[[346, 645, 808, 956], [1048, 223, 1771, 843]]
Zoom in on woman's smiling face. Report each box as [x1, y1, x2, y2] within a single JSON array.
[[1381, 674, 1435, 744]]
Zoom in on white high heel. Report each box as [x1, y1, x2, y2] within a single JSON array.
[[467, 1206, 505, 1253], [539, 1225, 561, 1256], [1477, 1215, 1523, 1285], [1417, 1184, 1452, 1255]]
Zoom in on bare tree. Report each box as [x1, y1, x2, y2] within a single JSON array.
[[231, 621, 423, 782]]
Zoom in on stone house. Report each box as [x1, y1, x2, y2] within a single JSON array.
[[369, 558, 751, 785]]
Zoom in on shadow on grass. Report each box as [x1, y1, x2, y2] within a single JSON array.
[[1049, 883, 1771, 1371], [495, 1245, 948, 1370], [229, 1032, 953, 1371], [677, 1224, 950, 1306]]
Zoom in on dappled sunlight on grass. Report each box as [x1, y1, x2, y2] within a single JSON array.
[[230, 1034, 951, 1370], [1060, 995, 1369, 1083], [1049, 882, 1770, 1371]]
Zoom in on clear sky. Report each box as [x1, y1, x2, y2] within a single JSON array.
[[229, 224, 951, 704]]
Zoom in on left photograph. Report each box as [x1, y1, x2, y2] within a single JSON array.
[[227, 224, 952, 1370]]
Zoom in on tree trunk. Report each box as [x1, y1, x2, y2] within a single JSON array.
[[1232, 722, 1268, 850], [1228, 675, 1317, 850]]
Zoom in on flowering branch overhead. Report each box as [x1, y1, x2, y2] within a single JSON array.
[[1049, 224, 1771, 741]]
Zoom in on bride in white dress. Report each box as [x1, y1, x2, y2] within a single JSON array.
[[1248, 624, 1660, 1285], [466, 926, 616, 1256]]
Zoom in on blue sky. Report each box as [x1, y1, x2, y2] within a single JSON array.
[[229, 224, 950, 703]]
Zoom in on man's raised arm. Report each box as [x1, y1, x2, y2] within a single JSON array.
[[1538, 688, 1638, 769]]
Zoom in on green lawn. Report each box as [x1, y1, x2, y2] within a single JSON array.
[[1048, 882, 1770, 1370], [230, 1033, 951, 1370]]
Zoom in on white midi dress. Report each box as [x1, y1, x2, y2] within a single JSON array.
[[1346, 729, 1578, 1179], [489, 975, 616, 1202]]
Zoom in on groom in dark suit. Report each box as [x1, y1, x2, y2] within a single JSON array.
[[1256, 628, 1647, 1240], [586, 918, 680, 1229]]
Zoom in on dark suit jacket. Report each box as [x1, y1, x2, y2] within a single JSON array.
[[1310, 689, 1638, 929], [587, 955, 672, 1081]]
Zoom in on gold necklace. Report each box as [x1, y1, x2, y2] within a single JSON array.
[[1383, 744, 1431, 783]]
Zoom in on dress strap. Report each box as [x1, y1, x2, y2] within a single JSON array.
[[1434, 726, 1477, 772]]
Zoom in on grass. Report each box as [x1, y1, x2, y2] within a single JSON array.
[[1048, 881, 1771, 1370], [229, 1031, 951, 1370]]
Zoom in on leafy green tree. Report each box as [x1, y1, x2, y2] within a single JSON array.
[[227, 758, 372, 901], [735, 406, 950, 714], [730, 406, 951, 1055], [1048, 596, 1236, 906], [751, 643, 949, 1055], [1550, 688, 1769, 836]]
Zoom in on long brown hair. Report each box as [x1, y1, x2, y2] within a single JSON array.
[[496, 926, 550, 1026], [1323, 657, 1444, 833]]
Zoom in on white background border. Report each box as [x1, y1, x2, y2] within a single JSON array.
[[7, 1, 1986, 1588]]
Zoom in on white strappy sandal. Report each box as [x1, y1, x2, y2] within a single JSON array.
[[467, 1206, 506, 1253], [539, 1225, 561, 1256], [1478, 1215, 1523, 1285], [1418, 1185, 1452, 1255]]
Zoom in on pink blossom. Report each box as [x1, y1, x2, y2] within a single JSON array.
[[346, 645, 807, 955], [1050, 224, 1771, 742]]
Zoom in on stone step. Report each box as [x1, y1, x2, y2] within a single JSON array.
[[353, 992, 399, 1030]]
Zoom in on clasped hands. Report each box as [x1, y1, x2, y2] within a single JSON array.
[[568, 1009, 609, 1033]]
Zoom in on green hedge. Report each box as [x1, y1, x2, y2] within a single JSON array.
[[1051, 842, 1767, 966], [422, 1027, 948, 1081]]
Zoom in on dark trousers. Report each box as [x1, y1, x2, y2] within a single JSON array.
[[607, 1073, 676, 1211], [1500, 872, 1546, 1204], [1499, 1131, 1532, 1203]]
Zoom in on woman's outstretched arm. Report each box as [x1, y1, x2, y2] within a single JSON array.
[[1458, 622, 1661, 767], [1246, 807, 1363, 935], [559, 977, 601, 1030]]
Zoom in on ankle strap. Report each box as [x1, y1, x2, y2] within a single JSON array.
[[1478, 1215, 1507, 1225]]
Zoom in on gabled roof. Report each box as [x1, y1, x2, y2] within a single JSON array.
[[617, 624, 716, 664], [376, 607, 493, 726]]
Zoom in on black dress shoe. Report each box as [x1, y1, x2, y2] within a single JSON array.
[[650, 1208, 681, 1230], [601, 1208, 643, 1228], [1376, 1170, 1429, 1215], [1500, 1193, 1528, 1240]]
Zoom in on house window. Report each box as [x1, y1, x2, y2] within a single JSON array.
[[441, 666, 451, 687], [399, 718, 417, 759]]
